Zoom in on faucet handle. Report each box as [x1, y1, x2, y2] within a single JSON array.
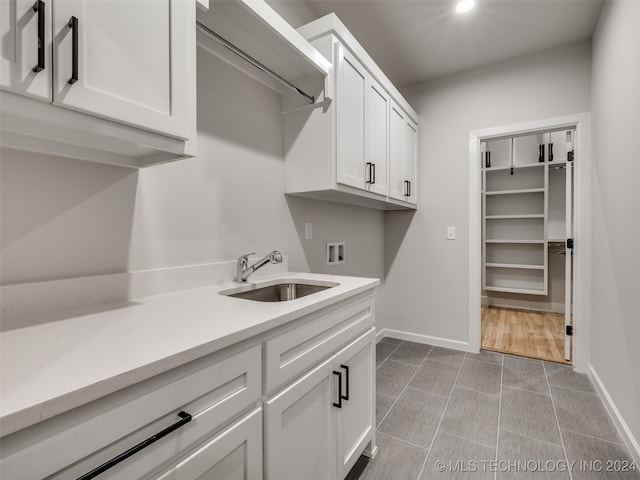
[[238, 252, 255, 261]]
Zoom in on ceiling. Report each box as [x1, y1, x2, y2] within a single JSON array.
[[303, 0, 605, 87]]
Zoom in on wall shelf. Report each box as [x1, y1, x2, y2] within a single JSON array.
[[485, 239, 546, 244], [485, 188, 545, 195], [485, 214, 545, 220], [485, 263, 545, 270], [196, 0, 331, 103]]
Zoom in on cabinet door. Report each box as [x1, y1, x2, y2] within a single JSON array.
[[403, 118, 418, 204], [154, 408, 262, 480], [389, 103, 405, 200], [0, 0, 52, 101], [549, 129, 574, 163], [51, 0, 192, 140], [264, 355, 337, 480], [335, 328, 375, 478], [336, 43, 366, 190], [365, 79, 389, 196], [389, 103, 417, 203]]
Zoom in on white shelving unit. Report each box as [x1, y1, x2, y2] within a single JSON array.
[[481, 129, 575, 297], [482, 136, 548, 295]]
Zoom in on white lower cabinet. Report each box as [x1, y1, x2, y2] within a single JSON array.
[[0, 290, 377, 480], [265, 355, 337, 480], [265, 327, 376, 480], [335, 329, 375, 478], [154, 408, 263, 480], [0, 344, 262, 480]]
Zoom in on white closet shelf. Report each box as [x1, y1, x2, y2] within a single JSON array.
[[485, 214, 545, 220], [485, 188, 545, 195], [485, 240, 545, 244], [484, 163, 545, 172], [485, 263, 544, 270], [484, 286, 546, 296], [196, 0, 331, 100]]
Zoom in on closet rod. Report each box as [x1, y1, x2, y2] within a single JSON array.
[[196, 21, 315, 105]]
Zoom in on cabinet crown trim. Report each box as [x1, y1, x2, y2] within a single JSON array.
[[297, 13, 418, 124]]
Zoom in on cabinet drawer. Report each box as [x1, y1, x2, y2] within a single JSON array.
[[264, 292, 374, 395], [154, 407, 262, 480], [1, 344, 261, 480]]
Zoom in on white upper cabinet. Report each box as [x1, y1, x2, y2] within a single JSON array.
[[0, 0, 196, 168], [365, 78, 390, 197], [336, 45, 367, 190], [52, 0, 191, 140], [284, 13, 419, 210], [389, 102, 417, 203], [403, 117, 418, 203], [1, 0, 52, 101]]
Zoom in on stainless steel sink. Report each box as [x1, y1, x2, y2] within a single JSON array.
[[221, 281, 337, 302]]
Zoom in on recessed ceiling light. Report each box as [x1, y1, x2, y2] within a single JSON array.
[[455, 0, 476, 14]]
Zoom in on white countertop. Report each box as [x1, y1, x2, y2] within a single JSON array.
[[0, 272, 379, 437]]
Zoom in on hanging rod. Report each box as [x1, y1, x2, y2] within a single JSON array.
[[196, 21, 315, 105]]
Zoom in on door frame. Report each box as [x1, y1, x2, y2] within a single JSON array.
[[468, 113, 592, 372]]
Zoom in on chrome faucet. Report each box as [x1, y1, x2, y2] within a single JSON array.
[[235, 250, 283, 282]]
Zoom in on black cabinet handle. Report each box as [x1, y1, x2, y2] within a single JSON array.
[[32, 1, 45, 73], [77, 411, 192, 480], [404, 180, 411, 197], [333, 371, 343, 408], [340, 365, 349, 401], [548, 143, 554, 162], [68, 16, 78, 85], [365, 163, 373, 184], [371, 163, 376, 185], [539, 144, 545, 163], [485, 151, 491, 168]]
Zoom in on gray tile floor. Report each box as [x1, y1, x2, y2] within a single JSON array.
[[353, 338, 640, 480]]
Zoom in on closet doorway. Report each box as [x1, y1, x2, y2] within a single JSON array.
[[479, 128, 574, 364]]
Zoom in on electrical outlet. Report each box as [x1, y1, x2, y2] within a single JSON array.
[[326, 242, 345, 266], [305, 223, 312, 239], [447, 226, 456, 240]]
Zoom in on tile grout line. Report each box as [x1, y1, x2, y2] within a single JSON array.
[[494, 353, 504, 480], [376, 344, 433, 428], [376, 340, 404, 370], [560, 427, 627, 446], [543, 361, 575, 480], [415, 352, 468, 480], [499, 427, 564, 449], [376, 431, 429, 452], [438, 430, 498, 451], [499, 383, 551, 397]]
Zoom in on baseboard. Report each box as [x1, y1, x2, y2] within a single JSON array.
[[378, 328, 474, 353], [588, 365, 640, 466]]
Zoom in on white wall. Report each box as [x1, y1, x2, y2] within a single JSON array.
[[380, 41, 592, 342], [0, 1, 384, 288], [590, 0, 640, 454], [266, 0, 317, 28]]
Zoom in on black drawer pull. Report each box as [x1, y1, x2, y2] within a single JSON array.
[[365, 162, 373, 184], [32, 1, 45, 73], [548, 142, 554, 162], [340, 364, 350, 401], [333, 371, 343, 408], [68, 16, 78, 84], [77, 411, 192, 480]]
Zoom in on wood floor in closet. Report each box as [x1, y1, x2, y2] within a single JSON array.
[[481, 306, 571, 365]]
